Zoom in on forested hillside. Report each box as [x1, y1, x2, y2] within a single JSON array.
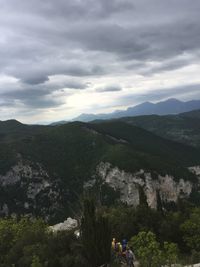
[[0, 119, 200, 222], [118, 109, 200, 148]]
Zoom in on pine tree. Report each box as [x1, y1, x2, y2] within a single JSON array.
[[81, 198, 111, 267]]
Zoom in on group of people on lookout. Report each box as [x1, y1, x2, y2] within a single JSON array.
[[111, 238, 135, 267]]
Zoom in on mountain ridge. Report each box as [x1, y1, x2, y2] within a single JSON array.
[[71, 98, 200, 122], [118, 109, 200, 148]]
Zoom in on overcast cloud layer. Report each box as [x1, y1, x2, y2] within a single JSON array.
[[0, 0, 200, 123]]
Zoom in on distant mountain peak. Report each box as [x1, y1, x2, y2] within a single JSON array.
[[50, 98, 200, 124], [162, 98, 182, 103]]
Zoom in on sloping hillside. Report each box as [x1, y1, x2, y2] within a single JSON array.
[[119, 109, 200, 148], [0, 119, 200, 222]]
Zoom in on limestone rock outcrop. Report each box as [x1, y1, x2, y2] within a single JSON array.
[[0, 160, 62, 220], [95, 162, 195, 209], [50, 217, 78, 232]]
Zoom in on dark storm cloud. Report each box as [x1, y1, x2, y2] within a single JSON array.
[[0, 87, 63, 109], [6, 0, 135, 20], [22, 75, 50, 85], [0, 100, 14, 108], [5, 61, 105, 85], [69, 24, 148, 58], [0, 0, 200, 119], [63, 1, 200, 64], [96, 85, 122, 92], [59, 81, 88, 90], [0, 79, 88, 109], [2, 0, 200, 81], [140, 58, 193, 76]]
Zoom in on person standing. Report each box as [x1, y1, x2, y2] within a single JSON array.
[[126, 247, 135, 267]]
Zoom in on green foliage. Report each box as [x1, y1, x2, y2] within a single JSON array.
[[189, 189, 200, 207], [181, 208, 200, 251], [1, 218, 47, 267], [100, 184, 120, 206], [0, 217, 85, 267], [129, 231, 178, 267], [106, 204, 200, 258], [191, 249, 200, 264], [92, 120, 199, 181], [0, 205, 199, 266], [31, 256, 43, 267], [0, 219, 16, 264], [162, 242, 178, 267], [81, 199, 111, 267], [0, 144, 17, 174], [107, 205, 163, 241], [121, 110, 200, 148], [130, 231, 162, 267]]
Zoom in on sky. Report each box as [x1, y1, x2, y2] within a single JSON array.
[[0, 0, 200, 124]]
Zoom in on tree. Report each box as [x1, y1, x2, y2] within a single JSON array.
[[181, 208, 200, 252], [81, 198, 111, 267], [162, 242, 178, 267], [0, 219, 16, 264], [129, 231, 162, 267], [6, 218, 47, 267]]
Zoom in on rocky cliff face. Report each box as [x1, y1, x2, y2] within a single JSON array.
[[96, 162, 196, 209], [0, 159, 199, 221], [0, 160, 62, 221], [189, 166, 200, 178], [49, 217, 78, 232]]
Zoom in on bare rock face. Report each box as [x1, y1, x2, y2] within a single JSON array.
[[97, 162, 142, 206], [189, 166, 200, 178], [96, 162, 194, 209], [0, 160, 62, 220], [49, 217, 78, 232], [0, 159, 199, 220]]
